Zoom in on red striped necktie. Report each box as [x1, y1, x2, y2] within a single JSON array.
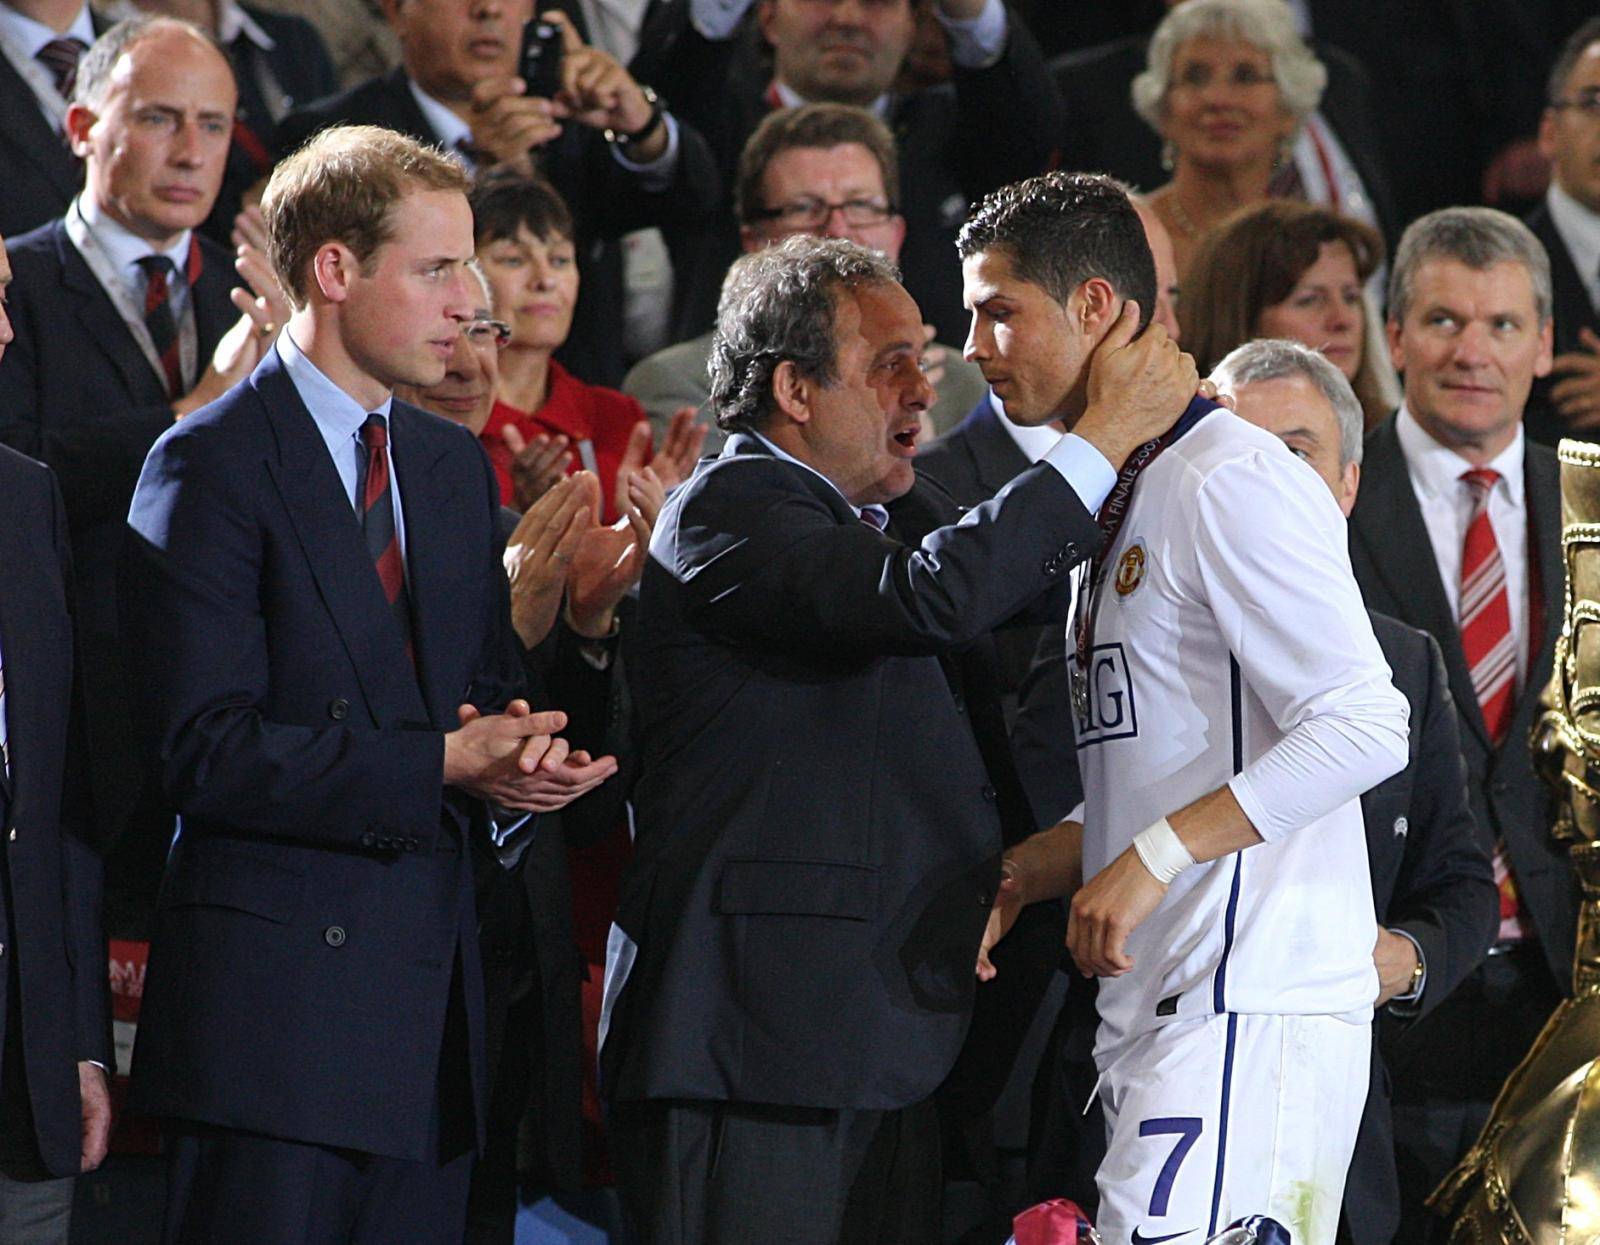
[[36, 36, 87, 98], [1459, 466, 1533, 942], [360, 414, 414, 660], [136, 239, 203, 400]]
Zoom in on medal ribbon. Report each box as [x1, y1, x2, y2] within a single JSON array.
[[1073, 396, 1220, 678]]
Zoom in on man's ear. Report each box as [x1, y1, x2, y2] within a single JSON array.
[[1076, 276, 1120, 337], [311, 243, 359, 304], [64, 103, 96, 159], [771, 360, 812, 425]]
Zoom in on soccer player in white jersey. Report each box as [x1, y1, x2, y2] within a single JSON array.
[[959, 174, 1410, 1245]]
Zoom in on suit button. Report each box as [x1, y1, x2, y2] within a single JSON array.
[[1062, 543, 1078, 562], [406, 838, 420, 852], [981, 784, 997, 801], [324, 926, 347, 948], [328, 698, 350, 720], [978, 891, 992, 908], [1491, 779, 1509, 797], [951, 694, 965, 714], [1043, 556, 1063, 576], [360, 831, 376, 848], [7, 828, 14, 842]]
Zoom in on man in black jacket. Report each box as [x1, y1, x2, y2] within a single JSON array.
[[0, 230, 113, 1245], [277, 0, 721, 387], [605, 178, 1196, 1242]]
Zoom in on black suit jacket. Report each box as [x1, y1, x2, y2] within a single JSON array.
[[1348, 418, 1576, 990], [200, 5, 340, 247], [121, 350, 532, 1161], [276, 67, 722, 387], [1523, 203, 1600, 449], [631, 4, 1064, 347], [1342, 611, 1497, 1245], [0, 9, 111, 239], [915, 394, 1046, 722], [0, 447, 110, 1180], [605, 432, 1098, 1109], [1049, 34, 1398, 247], [0, 219, 240, 884]]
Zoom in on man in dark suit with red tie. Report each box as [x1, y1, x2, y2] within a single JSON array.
[[122, 123, 617, 1245], [0, 15, 296, 934], [1348, 206, 1577, 1241], [0, 229, 113, 1245]]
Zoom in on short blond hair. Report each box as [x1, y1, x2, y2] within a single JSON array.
[[262, 125, 469, 307]]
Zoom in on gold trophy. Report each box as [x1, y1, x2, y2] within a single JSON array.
[[1433, 439, 1600, 1243]]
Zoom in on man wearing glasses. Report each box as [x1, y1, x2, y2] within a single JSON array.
[[623, 103, 988, 448], [1526, 17, 1600, 445]]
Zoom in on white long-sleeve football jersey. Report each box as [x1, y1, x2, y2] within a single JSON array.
[[1070, 409, 1409, 1064]]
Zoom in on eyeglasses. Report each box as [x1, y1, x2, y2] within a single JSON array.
[[464, 318, 512, 348], [749, 197, 896, 231], [1551, 89, 1600, 118]]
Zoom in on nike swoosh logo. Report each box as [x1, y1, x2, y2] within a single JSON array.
[[1130, 1229, 1194, 1244]]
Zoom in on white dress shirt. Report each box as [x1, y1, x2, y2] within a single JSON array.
[[1546, 181, 1600, 317], [990, 389, 1066, 464], [1395, 405, 1530, 688]]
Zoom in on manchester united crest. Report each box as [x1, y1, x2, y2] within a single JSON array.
[[1114, 543, 1147, 596]]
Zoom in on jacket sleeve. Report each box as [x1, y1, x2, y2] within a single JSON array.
[[664, 456, 1099, 656], [1388, 630, 1499, 1019]]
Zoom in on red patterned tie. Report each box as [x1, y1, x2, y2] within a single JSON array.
[[360, 414, 414, 659], [1460, 467, 1531, 941], [137, 256, 183, 399], [35, 36, 87, 98]]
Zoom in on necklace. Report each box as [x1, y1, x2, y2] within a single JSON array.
[[1163, 189, 1206, 240]]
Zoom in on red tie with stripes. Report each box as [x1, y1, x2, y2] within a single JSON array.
[[137, 255, 183, 399], [360, 414, 414, 659], [1460, 466, 1531, 942]]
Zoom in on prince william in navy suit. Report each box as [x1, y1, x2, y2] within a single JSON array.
[[122, 124, 617, 1245]]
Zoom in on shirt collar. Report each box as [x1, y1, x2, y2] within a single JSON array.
[[749, 430, 883, 523], [216, 0, 275, 50], [989, 389, 1062, 464], [276, 326, 393, 454], [0, 2, 94, 58], [75, 194, 192, 285], [1395, 404, 1525, 508], [771, 77, 890, 121], [407, 78, 474, 155]]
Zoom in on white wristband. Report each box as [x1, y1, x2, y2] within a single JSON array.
[[1132, 817, 1195, 885]]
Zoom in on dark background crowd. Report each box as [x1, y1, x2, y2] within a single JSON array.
[[1, 0, 1598, 1242]]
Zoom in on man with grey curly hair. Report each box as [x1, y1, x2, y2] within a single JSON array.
[[604, 231, 1195, 1243]]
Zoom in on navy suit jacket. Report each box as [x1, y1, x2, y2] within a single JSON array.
[[0, 446, 110, 1179], [606, 432, 1098, 1110], [0, 219, 240, 866], [121, 350, 530, 1160]]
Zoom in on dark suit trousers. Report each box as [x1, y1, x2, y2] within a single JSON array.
[[611, 1098, 941, 1245], [1386, 942, 1560, 1243], [162, 959, 478, 1245]]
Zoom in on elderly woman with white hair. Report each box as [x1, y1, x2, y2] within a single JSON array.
[[1134, 0, 1369, 280]]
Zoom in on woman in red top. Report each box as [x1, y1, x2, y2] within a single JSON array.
[[471, 174, 702, 521]]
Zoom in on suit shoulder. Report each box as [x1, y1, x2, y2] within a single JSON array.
[[6, 220, 67, 277], [0, 441, 54, 494], [279, 74, 397, 145]]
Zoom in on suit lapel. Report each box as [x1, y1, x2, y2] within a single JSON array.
[[0, 56, 81, 203], [54, 223, 169, 403], [964, 402, 1032, 497], [1352, 420, 1491, 750], [390, 405, 479, 728], [192, 237, 243, 358], [254, 355, 428, 726]]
